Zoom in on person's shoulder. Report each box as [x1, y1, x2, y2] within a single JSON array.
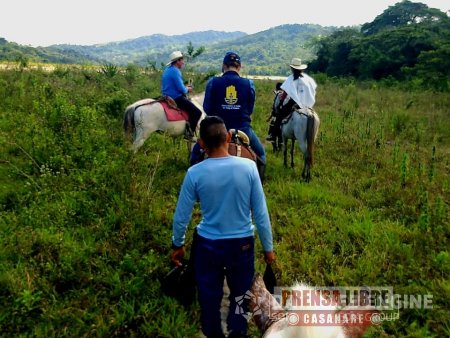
[[229, 156, 257, 168]]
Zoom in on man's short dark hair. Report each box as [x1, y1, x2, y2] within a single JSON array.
[[200, 116, 227, 149]]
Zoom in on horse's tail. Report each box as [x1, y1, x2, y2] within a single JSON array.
[[123, 104, 136, 139], [306, 111, 316, 167]]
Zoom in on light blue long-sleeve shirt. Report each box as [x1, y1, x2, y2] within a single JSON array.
[[172, 156, 273, 252], [161, 65, 188, 99]]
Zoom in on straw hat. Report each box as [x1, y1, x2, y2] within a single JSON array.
[[167, 51, 183, 66], [289, 58, 307, 70]]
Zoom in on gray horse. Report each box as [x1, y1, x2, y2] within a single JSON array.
[[270, 91, 320, 181], [281, 107, 320, 182]]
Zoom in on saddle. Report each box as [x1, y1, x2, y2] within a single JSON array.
[[157, 96, 189, 122], [228, 129, 257, 162], [134, 96, 189, 122], [281, 107, 315, 124], [192, 129, 257, 164]]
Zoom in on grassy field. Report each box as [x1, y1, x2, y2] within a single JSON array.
[[0, 66, 449, 337]]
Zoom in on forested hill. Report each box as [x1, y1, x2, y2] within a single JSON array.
[[0, 25, 337, 74], [0, 38, 101, 65], [188, 24, 337, 75], [49, 30, 247, 66]]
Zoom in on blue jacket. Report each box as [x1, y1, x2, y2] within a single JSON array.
[[162, 66, 188, 99], [203, 71, 256, 130]]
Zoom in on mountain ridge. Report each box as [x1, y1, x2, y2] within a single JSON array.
[[0, 25, 337, 75]]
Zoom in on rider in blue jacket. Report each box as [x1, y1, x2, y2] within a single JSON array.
[[162, 51, 202, 140]]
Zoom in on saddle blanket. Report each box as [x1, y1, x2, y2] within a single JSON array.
[[160, 101, 189, 122]]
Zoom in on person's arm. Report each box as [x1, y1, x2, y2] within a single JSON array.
[[248, 79, 256, 113], [173, 68, 189, 96], [203, 78, 214, 115], [249, 164, 275, 263], [171, 172, 197, 266]]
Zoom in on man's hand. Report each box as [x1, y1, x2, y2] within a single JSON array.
[[187, 85, 194, 93], [264, 251, 276, 265], [171, 247, 185, 267]]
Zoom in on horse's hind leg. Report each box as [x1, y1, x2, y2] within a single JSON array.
[[290, 140, 295, 168], [302, 160, 311, 182], [298, 138, 309, 180]]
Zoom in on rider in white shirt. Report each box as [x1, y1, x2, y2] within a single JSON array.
[[266, 58, 317, 142]]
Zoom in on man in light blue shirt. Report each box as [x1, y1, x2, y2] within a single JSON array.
[[171, 116, 275, 338]]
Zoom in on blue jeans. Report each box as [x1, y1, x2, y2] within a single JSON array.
[[194, 235, 255, 337], [239, 127, 266, 164]]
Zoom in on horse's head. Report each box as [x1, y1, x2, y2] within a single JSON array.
[[249, 274, 375, 338], [249, 273, 285, 333], [189, 92, 206, 135]]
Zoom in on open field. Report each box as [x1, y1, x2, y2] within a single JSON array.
[[0, 67, 449, 337]]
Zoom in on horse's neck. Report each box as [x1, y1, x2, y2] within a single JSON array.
[[190, 92, 205, 106]]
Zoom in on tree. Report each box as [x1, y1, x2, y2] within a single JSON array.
[[309, 28, 361, 76], [184, 41, 205, 61], [310, 1, 450, 85], [407, 44, 450, 90], [361, 0, 448, 35]]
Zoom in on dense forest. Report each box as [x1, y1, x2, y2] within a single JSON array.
[[309, 1, 450, 91]]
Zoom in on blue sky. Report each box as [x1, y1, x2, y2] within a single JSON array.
[[2, 0, 448, 46]]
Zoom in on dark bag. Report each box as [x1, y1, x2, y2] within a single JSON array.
[[263, 263, 277, 294], [161, 258, 196, 307], [161, 229, 198, 307]]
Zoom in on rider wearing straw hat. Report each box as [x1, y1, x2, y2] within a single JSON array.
[[266, 57, 317, 142], [162, 50, 202, 140]]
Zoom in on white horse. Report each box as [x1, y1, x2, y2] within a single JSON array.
[[250, 274, 373, 338], [123, 93, 206, 153]]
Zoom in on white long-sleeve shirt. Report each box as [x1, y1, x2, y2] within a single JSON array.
[[281, 73, 317, 108]]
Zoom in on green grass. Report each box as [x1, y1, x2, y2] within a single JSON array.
[[0, 68, 449, 337]]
